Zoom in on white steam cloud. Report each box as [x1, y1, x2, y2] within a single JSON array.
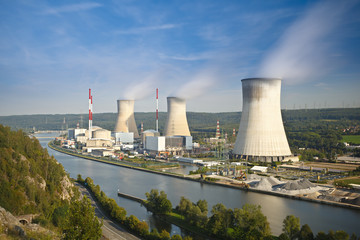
[[122, 70, 164, 100], [174, 68, 217, 99], [258, 1, 354, 84]]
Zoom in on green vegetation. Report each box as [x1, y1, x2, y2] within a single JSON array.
[[145, 189, 172, 214], [62, 196, 102, 240], [0, 124, 102, 239], [279, 215, 357, 240], [338, 178, 360, 185], [342, 135, 360, 145], [77, 176, 190, 240]]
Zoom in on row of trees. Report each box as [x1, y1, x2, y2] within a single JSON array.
[[78, 176, 191, 240], [146, 189, 358, 240]]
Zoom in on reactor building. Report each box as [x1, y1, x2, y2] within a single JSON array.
[[233, 78, 292, 162], [114, 100, 139, 138]]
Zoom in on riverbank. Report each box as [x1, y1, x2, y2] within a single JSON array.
[[49, 141, 360, 211]]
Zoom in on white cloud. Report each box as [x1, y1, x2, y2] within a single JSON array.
[[42, 2, 102, 15], [114, 24, 179, 35]]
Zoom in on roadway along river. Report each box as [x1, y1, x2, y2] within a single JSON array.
[[37, 133, 360, 237]]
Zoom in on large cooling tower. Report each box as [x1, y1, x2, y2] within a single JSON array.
[[233, 78, 291, 162], [163, 97, 191, 136], [114, 100, 139, 138]]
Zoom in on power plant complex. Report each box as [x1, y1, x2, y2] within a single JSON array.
[[66, 79, 295, 162]]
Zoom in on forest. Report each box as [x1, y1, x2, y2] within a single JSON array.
[[0, 125, 101, 239]]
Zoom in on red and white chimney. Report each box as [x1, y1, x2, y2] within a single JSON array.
[[216, 120, 220, 138], [156, 88, 159, 132], [89, 88, 93, 139]]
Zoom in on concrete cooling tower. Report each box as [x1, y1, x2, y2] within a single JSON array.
[[114, 100, 139, 138], [233, 78, 291, 162], [164, 97, 191, 136]]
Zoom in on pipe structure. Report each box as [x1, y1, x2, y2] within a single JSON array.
[[114, 100, 139, 138], [163, 97, 191, 136], [233, 78, 291, 162]]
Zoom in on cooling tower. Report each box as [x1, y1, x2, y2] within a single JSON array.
[[114, 100, 139, 138], [233, 78, 291, 162], [163, 97, 191, 136]]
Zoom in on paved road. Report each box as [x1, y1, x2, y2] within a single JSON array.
[[75, 183, 140, 240]]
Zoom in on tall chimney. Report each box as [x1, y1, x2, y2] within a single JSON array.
[[163, 97, 191, 136], [88, 88, 93, 139], [216, 120, 220, 138], [114, 100, 139, 138], [233, 78, 291, 162], [156, 88, 159, 132]]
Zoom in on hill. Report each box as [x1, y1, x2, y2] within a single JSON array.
[[0, 125, 101, 239]]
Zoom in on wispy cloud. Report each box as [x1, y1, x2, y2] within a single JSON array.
[[42, 2, 102, 15], [114, 24, 179, 35], [158, 52, 213, 61], [258, 0, 355, 84]]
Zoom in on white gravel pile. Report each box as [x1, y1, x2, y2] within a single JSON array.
[[281, 178, 315, 191], [254, 178, 274, 191], [254, 176, 284, 191]]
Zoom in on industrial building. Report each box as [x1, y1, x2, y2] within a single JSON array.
[[114, 100, 139, 138], [68, 128, 86, 140], [233, 78, 292, 162], [141, 130, 160, 146], [114, 132, 134, 150]]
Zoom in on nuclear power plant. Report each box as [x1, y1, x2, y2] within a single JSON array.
[[66, 82, 295, 162], [233, 78, 292, 162], [163, 97, 191, 136], [114, 100, 139, 138]]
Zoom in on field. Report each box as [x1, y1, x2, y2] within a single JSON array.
[[342, 135, 360, 145], [340, 177, 360, 185], [304, 162, 359, 171]]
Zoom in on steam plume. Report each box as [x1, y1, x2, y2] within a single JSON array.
[[258, 1, 354, 84]]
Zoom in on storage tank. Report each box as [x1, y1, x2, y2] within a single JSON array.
[[114, 100, 139, 138], [163, 97, 191, 136], [233, 78, 291, 162], [92, 129, 111, 140]]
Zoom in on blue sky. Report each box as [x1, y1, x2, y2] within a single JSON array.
[[1, 0, 360, 116]]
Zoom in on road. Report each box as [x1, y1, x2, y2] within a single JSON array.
[[75, 183, 140, 240]]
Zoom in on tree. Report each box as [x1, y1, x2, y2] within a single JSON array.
[[159, 229, 171, 240], [232, 204, 271, 239], [145, 189, 172, 214], [283, 215, 300, 240], [334, 230, 349, 240], [196, 199, 208, 214], [171, 234, 183, 240], [299, 224, 314, 240], [63, 196, 102, 240]]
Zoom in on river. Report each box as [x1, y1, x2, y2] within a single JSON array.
[[36, 133, 360, 237]]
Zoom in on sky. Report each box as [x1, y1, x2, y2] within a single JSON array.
[[1, 0, 360, 116]]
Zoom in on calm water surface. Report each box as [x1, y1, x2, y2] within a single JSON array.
[[37, 133, 360, 237]]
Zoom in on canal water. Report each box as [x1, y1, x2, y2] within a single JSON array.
[[37, 133, 360, 237]]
